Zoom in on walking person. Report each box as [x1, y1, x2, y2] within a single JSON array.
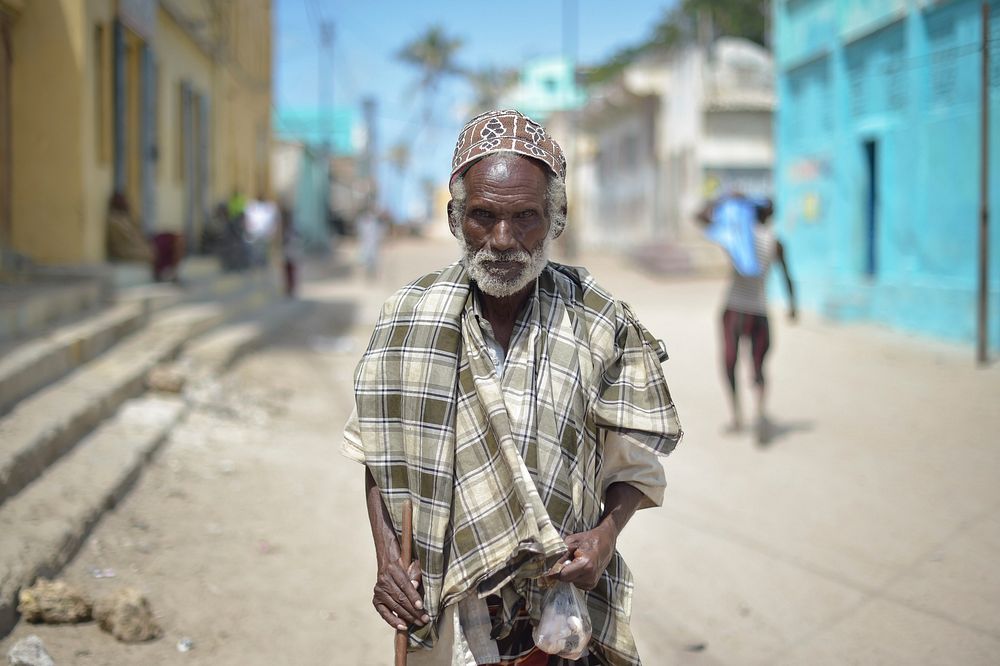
[[698, 195, 796, 444], [279, 204, 301, 297], [343, 109, 683, 665], [356, 206, 384, 280]]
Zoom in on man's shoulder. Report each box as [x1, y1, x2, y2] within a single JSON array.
[[379, 261, 466, 317], [546, 262, 618, 317]]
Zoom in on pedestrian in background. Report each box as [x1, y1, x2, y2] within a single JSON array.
[[698, 194, 796, 444], [105, 191, 152, 265], [356, 206, 383, 280], [280, 204, 301, 298]]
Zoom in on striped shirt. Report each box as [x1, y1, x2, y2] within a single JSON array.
[[726, 225, 777, 316]]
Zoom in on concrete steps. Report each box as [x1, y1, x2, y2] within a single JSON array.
[[0, 302, 147, 415], [0, 278, 273, 505], [0, 277, 110, 345], [0, 274, 309, 638], [0, 395, 185, 633], [181, 298, 311, 377]]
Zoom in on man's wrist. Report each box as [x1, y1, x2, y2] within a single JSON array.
[[595, 514, 620, 545], [376, 537, 401, 570]]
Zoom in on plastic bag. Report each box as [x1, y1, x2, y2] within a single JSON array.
[[532, 581, 593, 659]]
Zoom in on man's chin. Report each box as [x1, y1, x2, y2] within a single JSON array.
[[476, 274, 529, 298], [483, 263, 527, 283]]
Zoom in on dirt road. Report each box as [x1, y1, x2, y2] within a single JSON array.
[[3, 237, 998, 665]]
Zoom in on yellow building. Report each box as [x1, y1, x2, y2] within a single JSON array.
[[0, 0, 272, 266]]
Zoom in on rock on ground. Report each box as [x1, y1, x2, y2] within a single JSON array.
[[147, 364, 186, 394], [17, 580, 91, 625], [93, 588, 161, 643], [6, 635, 55, 666]]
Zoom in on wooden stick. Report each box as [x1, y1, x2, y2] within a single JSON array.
[[394, 499, 413, 666]]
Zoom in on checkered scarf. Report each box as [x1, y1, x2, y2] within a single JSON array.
[[354, 261, 682, 665]]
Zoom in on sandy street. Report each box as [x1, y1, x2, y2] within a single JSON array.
[[3, 236, 999, 665]]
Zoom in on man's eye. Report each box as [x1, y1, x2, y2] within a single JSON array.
[[470, 209, 494, 219], [514, 210, 538, 219]]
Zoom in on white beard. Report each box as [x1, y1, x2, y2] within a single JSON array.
[[458, 233, 550, 298]]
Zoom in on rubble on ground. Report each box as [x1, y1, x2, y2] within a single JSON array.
[[6, 635, 55, 666], [17, 579, 91, 625], [147, 364, 186, 394], [93, 588, 162, 643]]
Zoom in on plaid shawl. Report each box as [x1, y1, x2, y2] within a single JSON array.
[[354, 261, 682, 666]]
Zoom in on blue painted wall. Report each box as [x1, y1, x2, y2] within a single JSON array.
[[774, 0, 1000, 348]]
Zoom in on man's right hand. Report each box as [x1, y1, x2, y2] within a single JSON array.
[[372, 556, 429, 631]]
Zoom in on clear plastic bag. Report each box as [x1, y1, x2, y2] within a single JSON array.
[[532, 581, 593, 659]]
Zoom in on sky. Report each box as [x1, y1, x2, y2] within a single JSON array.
[[274, 0, 677, 217]]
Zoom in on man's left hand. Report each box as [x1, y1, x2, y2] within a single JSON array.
[[557, 523, 616, 590]]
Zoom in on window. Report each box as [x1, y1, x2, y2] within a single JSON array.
[[176, 81, 186, 182], [94, 23, 110, 163]]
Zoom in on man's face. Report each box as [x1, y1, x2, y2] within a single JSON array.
[[454, 155, 551, 298]]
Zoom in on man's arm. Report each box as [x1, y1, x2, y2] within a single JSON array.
[[776, 239, 797, 321], [557, 482, 646, 590], [365, 468, 429, 630], [695, 200, 716, 227]]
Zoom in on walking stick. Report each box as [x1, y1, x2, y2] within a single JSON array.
[[395, 499, 413, 666]]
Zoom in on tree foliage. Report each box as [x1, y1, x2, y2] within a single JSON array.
[[464, 66, 520, 115], [584, 0, 769, 85], [396, 25, 464, 98]]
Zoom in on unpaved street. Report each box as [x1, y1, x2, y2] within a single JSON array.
[[3, 236, 999, 665]]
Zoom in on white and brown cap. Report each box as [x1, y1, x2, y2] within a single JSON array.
[[450, 109, 566, 183]]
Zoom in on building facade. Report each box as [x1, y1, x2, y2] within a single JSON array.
[[575, 38, 774, 268], [775, 0, 1000, 348], [0, 0, 271, 266]]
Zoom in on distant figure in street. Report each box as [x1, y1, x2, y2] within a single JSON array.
[[245, 195, 280, 268], [698, 194, 796, 443], [356, 206, 383, 280], [105, 189, 184, 283], [227, 189, 247, 222], [220, 192, 251, 272], [280, 204, 301, 298], [106, 191, 152, 264]]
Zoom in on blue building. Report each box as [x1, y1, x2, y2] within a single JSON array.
[[774, 0, 1000, 349], [499, 56, 587, 123]]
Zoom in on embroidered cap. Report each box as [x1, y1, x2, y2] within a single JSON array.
[[450, 109, 566, 182]]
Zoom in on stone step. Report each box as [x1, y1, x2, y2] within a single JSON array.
[[115, 267, 260, 317], [0, 280, 276, 506], [0, 278, 109, 345], [0, 303, 147, 416], [0, 395, 186, 635], [181, 298, 311, 377], [0, 285, 299, 639]]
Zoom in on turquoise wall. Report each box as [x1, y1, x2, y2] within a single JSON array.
[[775, 0, 1000, 348]]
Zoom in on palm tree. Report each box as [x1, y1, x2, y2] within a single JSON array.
[[387, 142, 411, 177], [396, 25, 464, 121], [386, 141, 412, 219]]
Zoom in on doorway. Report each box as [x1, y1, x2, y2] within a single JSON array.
[[862, 139, 878, 278]]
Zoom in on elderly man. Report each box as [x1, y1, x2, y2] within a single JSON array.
[[343, 110, 682, 665]]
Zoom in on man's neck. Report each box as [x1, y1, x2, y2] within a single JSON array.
[[478, 283, 533, 352]]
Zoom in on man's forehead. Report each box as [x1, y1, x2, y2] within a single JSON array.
[[464, 155, 548, 198]]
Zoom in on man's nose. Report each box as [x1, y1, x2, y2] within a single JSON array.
[[490, 219, 516, 252]]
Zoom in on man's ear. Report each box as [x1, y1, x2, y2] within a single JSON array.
[[550, 205, 568, 239], [447, 200, 459, 237]]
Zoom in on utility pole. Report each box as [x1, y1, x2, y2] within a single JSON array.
[[978, 1, 991, 365], [562, 0, 579, 260], [363, 96, 378, 209], [318, 20, 335, 150]]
